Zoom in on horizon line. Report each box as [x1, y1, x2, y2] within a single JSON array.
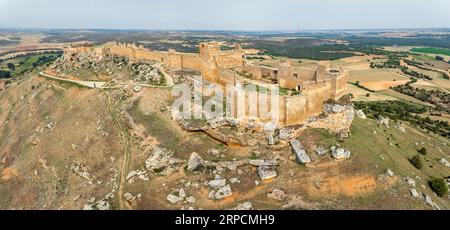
[[1, 27, 450, 33]]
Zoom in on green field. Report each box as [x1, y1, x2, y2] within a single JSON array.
[[0, 53, 60, 78], [410, 47, 450, 56]]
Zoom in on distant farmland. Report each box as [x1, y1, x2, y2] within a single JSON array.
[[410, 47, 450, 56]]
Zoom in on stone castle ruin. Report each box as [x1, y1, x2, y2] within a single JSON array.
[[65, 41, 348, 127]]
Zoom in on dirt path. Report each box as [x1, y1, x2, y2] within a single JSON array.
[[39, 72, 107, 88], [155, 63, 175, 86], [39, 71, 173, 89], [106, 92, 132, 210]]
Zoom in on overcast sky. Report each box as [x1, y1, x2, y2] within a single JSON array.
[[0, 0, 449, 30]]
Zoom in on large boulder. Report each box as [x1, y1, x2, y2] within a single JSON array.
[[208, 179, 227, 189], [145, 147, 183, 175], [290, 139, 311, 164], [235, 202, 253, 210], [439, 158, 450, 167], [324, 104, 346, 114], [215, 184, 233, 200], [187, 152, 205, 172], [330, 146, 351, 160], [410, 189, 420, 199], [395, 123, 406, 133], [355, 110, 367, 119], [258, 166, 277, 180], [377, 116, 390, 128], [264, 122, 278, 145], [308, 104, 355, 134]]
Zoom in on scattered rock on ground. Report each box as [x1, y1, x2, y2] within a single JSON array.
[[234, 202, 253, 210], [330, 146, 351, 160], [377, 116, 390, 128], [439, 158, 450, 167], [404, 177, 416, 187], [267, 189, 286, 201], [187, 152, 205, 172], [290, 139, 311, 164], [133, 86, 143, 93], [315, 146, 328, 156], [410, 189, 420, 199], [208, 179, 227, 189], [215, 184, 233, 200], [355, 110, 367, 119], [258, 166, 277, 180]]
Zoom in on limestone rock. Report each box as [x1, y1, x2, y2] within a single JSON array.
[[166, 194, 182, 204], [439, 158, 450, 167], [187, 152, 205, 172], [208, 179, 227, 189], [404, 177, 416, 187], [267, 189, 286, 201], [355, 110, 367, 119], [235, 202, 253, 210], [186, 196, 196, 204], [226, 118, 240, 127], [145, 147, 183, 175], [377, 116, 390, 128], [324, 104, 345, 114], [133, 86, 143, 93], [96, 200, 111, 211], [264, 122, 278, 145], [385, 169, 394, 177], [215, 184, 233, 200], [263, 122, 277, 133], [315, 146, 328, 156], [258, 166, 277, 180], [330, 146, 351, 160], [425, 195, 440, 210], [290, 139, 311, 164], [207, 118, 228, 129], [410, 189, 420, 199], [229, 178, 241, 184], [395, 123, 406, 133]]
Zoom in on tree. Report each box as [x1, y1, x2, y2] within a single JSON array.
[[429, 177, 448, 197], [409, 155, 423, 169], [0, 70, 11, 78], [435, 56, 444, 61], [418, 147, 427, 155], [7, 63, 15, 70]]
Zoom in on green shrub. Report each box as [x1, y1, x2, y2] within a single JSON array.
[[429, 177, 448, 197], [409, 155, 423, 169], [418, 147, 427, 155]]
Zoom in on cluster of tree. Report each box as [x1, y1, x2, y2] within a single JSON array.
[[370, 55, 401, 69], [354, 100, 450, 138], [392, 84, 450, 112], [0, 70, 11, 78], [404, 59, 449, 80], [436, 56, 445, 61], [4, 50, 63, 61], [345, 35, 450, 49], [400, 66, 433, 80], [31, 55, 59, 68], [244, 38, 357, 60]]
